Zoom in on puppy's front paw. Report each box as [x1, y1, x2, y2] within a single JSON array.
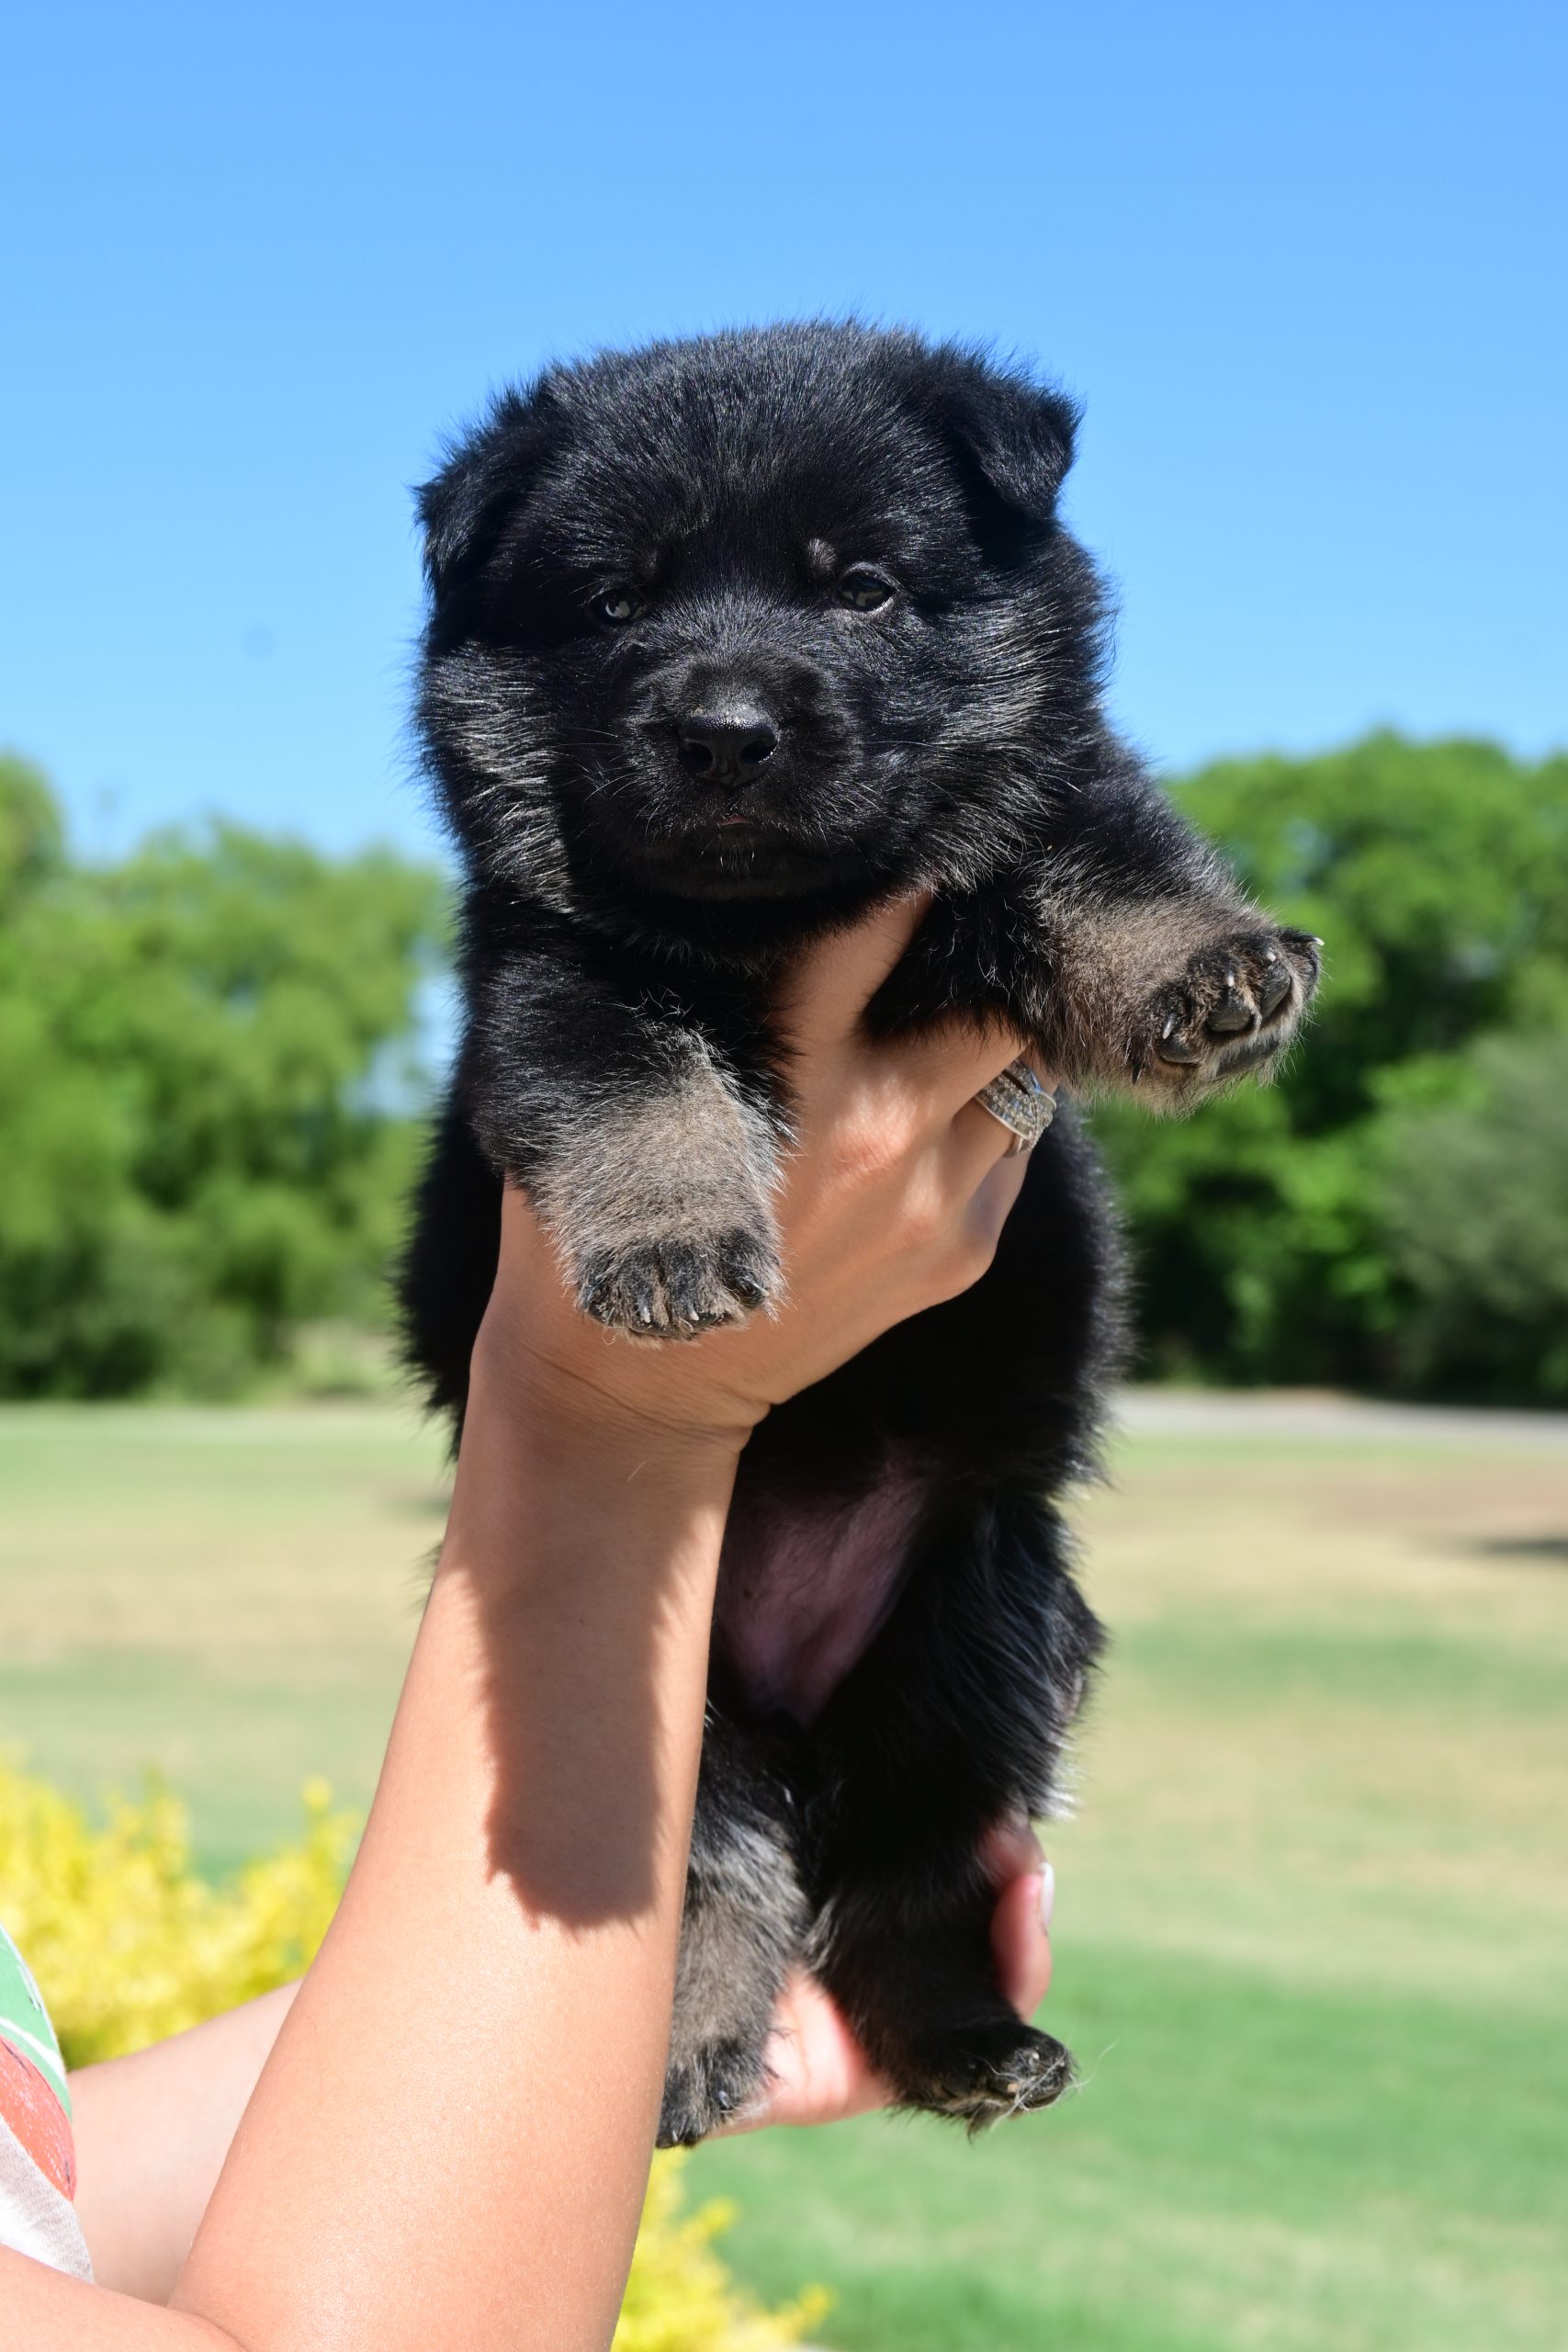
[[529, 1044, 784, 1340], [579, 1227, 779, 1340], [1137, 925, 1320, 1092]]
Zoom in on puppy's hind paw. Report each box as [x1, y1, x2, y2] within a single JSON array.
[[579, 1227, 779, 1340], [902, 2019, 1075, 2132], [657, 2039, 770, 2146]]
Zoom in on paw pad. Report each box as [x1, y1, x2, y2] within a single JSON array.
[[1146, 926, 1319, 1088]]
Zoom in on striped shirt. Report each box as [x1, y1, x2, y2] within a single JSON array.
[[0, 1922, 91, 2278]]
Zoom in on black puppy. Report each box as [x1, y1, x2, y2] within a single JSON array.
[[400, 323, 1318, 2143]]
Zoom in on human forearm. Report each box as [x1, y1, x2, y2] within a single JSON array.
[[71, 1984, 300, 2301], [7, 1389, 731, 2351], [166, 1364, 738, 2352], [4, 902, 1046, 2348]]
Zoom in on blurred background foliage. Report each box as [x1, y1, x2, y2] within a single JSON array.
[[3, 730, 1565, 1404], [1092, 732, 1568, 1400], [0, 751, 445, 1399], [0, 1754, 821, 2349]]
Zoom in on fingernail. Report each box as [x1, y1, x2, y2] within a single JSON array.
[[1037, 1861, 1056, 1934]]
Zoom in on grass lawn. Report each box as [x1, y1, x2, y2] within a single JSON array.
[[2, 1400, 1565, 2347], [0, 1403, 446, 1876]]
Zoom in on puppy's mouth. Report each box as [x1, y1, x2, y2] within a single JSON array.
[[637, 811, 842, 901]]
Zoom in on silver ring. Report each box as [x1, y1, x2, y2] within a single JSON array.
[[973, 1059, 1056, 1154]]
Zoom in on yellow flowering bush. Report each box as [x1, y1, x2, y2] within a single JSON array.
[[0, 1765, 352, 2064], [617, 2156, 829, 2352], [0, 1758, 825, 2349]]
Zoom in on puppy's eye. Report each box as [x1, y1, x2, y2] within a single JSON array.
[[592, 587, 645, 626], [837, 567, 896, 613]]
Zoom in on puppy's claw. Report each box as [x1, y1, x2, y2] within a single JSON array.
[[578, 1228, 779, 1340]]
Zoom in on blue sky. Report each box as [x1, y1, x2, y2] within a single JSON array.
[[5, 0, 1563, 864]]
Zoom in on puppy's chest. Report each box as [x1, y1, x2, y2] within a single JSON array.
[[712, 1469, 929, 1724]]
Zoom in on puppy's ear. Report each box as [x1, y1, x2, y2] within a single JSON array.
[[923, 348, 1080, 545], [417, 381, 560, 605]]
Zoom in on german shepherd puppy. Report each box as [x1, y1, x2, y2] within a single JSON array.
[[400, 323, 1318, 2143]]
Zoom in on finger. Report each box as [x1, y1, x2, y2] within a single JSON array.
[[944, 1094, 1033, 1196], [982, 1817, 1054, 2020], [773, 893, 931, 1057], [903, 1140, 1026, 1314], [728, 1971, 888, 2132], [879, 1025, 1057, 1125], [991, 1863, 1054, 2018], [950, 1142, 1030, 1267], [981, 1815, 1045, 1885]]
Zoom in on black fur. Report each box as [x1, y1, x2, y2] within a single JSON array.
[[400, 323, 1318, 2141]]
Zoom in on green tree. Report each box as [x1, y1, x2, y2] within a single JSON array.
[[6, 735, 1563, 1403], [1090, 733, 1568, 1398], [1371, 1034, 1568, 1397], [0, 752, 65, 909], [0, 763, 446, 1396]]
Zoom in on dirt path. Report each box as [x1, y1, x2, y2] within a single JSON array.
[[1113, 1387, 1568, 1450]]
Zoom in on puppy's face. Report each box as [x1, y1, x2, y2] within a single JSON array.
[[418, 327, 1098, 943]]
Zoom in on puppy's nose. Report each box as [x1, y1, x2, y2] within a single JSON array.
[[676, 707, 779, 786]]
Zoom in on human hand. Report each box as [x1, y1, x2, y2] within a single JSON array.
[[731, 1821, 1055, 2131], [474, 898, 1050, 1458]]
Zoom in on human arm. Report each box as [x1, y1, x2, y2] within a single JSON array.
[[6, 900, 1046, 2348], [70, 1986, 299, 2304], [69, 1826, 1053, 2300]]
